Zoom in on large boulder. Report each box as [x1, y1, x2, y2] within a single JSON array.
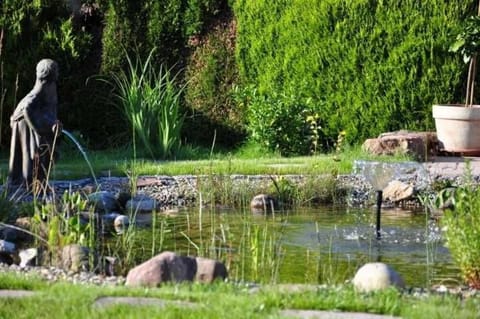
[[363, 131, 438, 161], [125, 252, 228, 287], [125, 251, 197, 287], [352, 262, 405, 292]]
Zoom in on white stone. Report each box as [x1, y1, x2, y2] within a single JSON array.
[[19, 248, 38, 267], [352, 262, 405, 292], [114, 215, 130, 234]]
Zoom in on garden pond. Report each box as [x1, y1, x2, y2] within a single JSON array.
[[123, 205, 457, 288]]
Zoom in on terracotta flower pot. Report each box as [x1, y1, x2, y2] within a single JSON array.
[[432, 104, 480, 154]]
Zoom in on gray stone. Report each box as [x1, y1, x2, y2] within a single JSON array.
[[87, 191, 119, 213], [93, 296, 196, 309], [250, 194, 276, 214], [0, 227, 19, 242], [352, 262, 405, 292], [280, 309, 400, 319], [0, 290, 37, 298], [195, 257, 228, 283], [61, 244, 95, 273], [125, 251, 196, 287], [0, 240, 16, 254], [382, 180, 414, 202], [126, 194, 157, 213], [14, 217, 44, 241]]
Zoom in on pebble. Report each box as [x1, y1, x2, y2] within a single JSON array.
[[0, 263, 125, 286]]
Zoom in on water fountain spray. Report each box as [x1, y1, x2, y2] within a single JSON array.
[[354, 161, 396, 240], [62, 129, 98, 187]]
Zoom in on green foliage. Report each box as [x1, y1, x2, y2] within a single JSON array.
[[268, 176, 297, 207], [99, 0, 234, 148], [0, 189, 17, 223], [245, 89, 324, 155], [31, 190, 95, 265], [234, 0, 472, 154], [101, 0, 227, 73], [100, 0, 144, 74], [450, 15, 480, 64], [40, 18, 92, 62], [441, 170, 480, 288], [107, 48, 185, 159], [184, 14, 245, 147]]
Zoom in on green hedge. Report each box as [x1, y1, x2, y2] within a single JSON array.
[[1, 0, 476, 154], [183, 10, 246, 147], [235, 0, 474, 154]]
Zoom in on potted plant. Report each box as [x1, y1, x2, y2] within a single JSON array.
[[432, 6, 480, 155]]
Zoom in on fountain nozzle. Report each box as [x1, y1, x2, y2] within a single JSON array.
[[376, 190, 382, 239]]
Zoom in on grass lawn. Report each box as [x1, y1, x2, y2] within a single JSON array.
[[0, 272, 479, 319], [0, 145, 413, 180]]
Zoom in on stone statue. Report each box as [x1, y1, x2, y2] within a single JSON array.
[[8, 59, 62, 190]]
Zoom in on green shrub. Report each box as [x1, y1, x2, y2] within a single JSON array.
[[442, 171, 480, 288], [234, 0, 473, 154], [245, 90, 324, 156]]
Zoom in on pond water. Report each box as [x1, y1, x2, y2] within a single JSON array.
[[125, 205, 458, 288]]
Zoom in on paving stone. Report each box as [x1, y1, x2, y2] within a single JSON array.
[[0, 290, 37, 298], [280, 309, 400, 319], [92, 296, 196, 308]]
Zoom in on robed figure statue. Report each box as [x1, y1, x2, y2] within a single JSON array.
[[8, 59, 62, 190]]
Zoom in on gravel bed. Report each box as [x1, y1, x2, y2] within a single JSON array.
[[0, 263, 125, 286]]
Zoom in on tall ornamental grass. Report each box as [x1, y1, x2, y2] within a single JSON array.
[[108, 49, 184, 159]]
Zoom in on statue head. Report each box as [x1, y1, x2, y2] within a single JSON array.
[[36, 59, 59, 82]]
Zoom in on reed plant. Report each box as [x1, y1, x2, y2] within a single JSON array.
[[107, 48, 184, 160]]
